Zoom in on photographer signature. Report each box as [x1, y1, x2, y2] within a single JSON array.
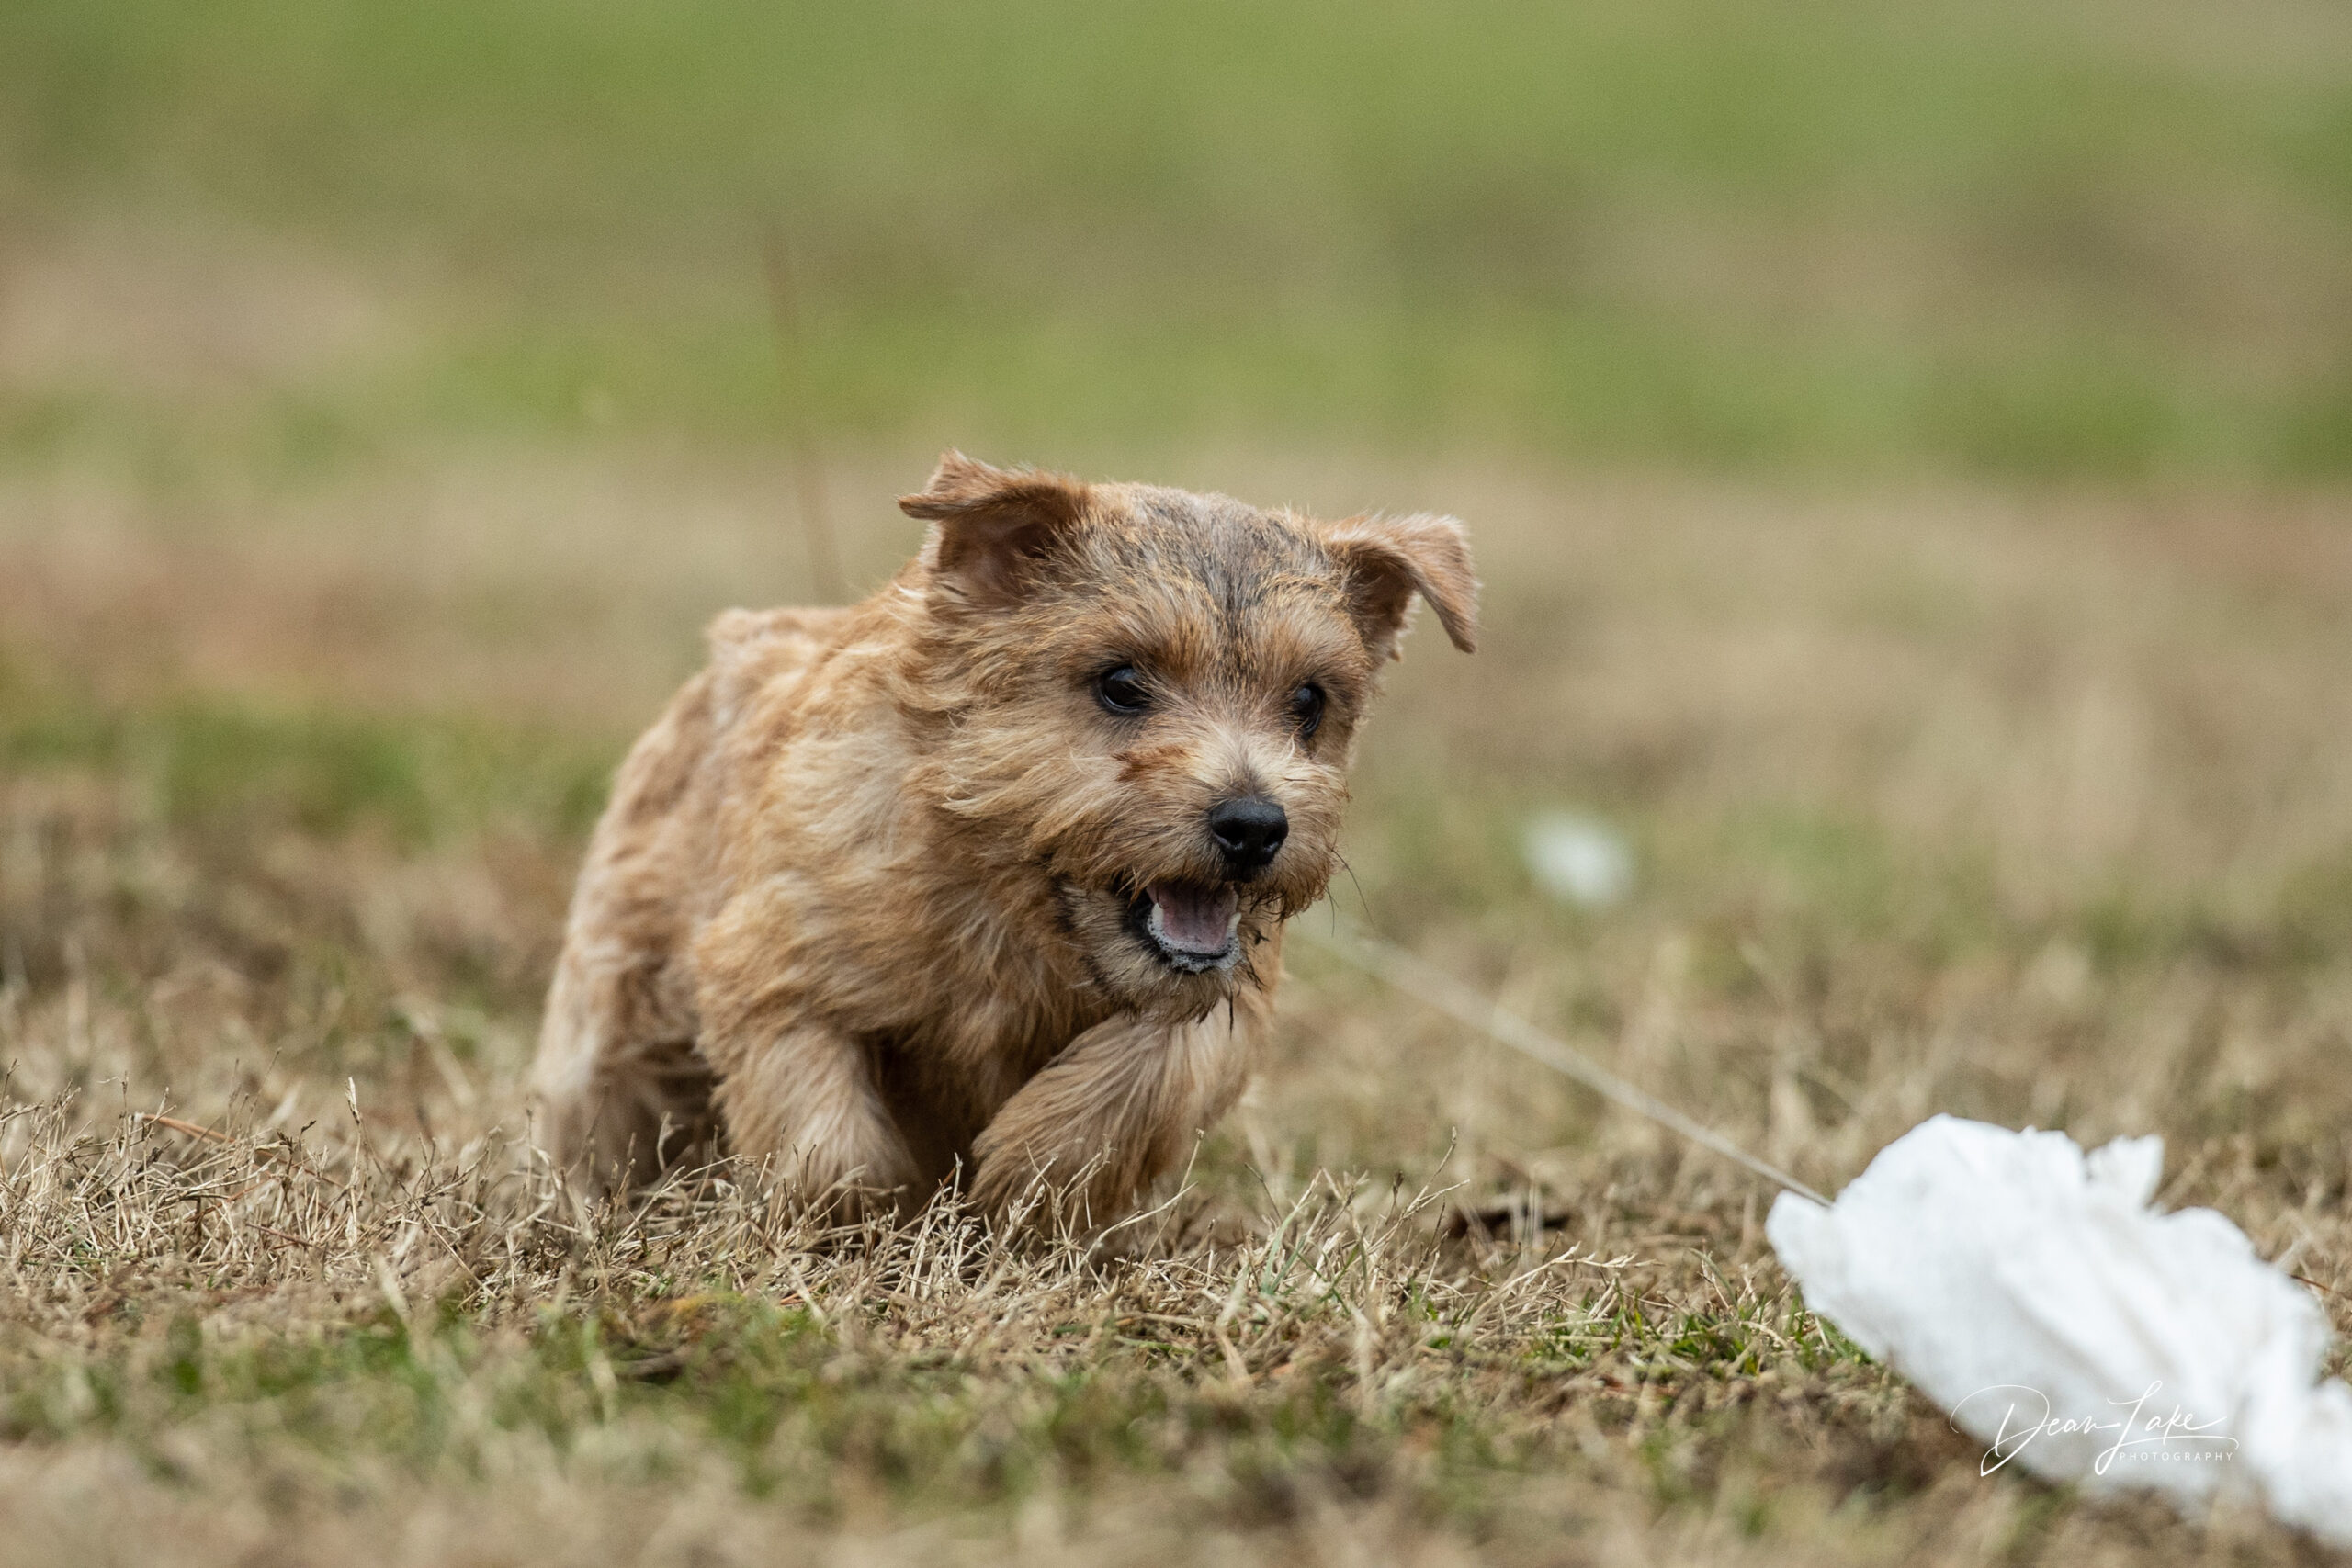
[[1951, 1383, 2237, 1477]]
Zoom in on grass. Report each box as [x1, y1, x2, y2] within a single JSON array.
[[6, 446, 2352, 1562], [0, 680, 612, 847], [3, 0, 2350, 478], [0, 1098, 1897, 1564], [7, 2, 2352, 1556]]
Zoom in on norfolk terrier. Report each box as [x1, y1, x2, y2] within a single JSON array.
[[532, 453, 1476, 1227]]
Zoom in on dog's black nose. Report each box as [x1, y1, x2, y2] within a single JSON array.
[[1207, 795, 1288, 874]]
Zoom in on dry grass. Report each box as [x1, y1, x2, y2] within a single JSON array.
[[6, 437, 2352, 1563]]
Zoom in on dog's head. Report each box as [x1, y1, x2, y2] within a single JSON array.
[[898, 452, 1476, 1019]]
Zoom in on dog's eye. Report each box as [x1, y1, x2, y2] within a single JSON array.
[[1094, 665, 1149, 715], [1291, 682, 1327, 738]]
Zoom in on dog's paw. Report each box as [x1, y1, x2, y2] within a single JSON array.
[[969, 1135, 1128, 1236]]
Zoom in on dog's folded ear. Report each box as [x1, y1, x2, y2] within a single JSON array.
[[900, 451, 1093, 607], [1317, 513, 1479, 660]]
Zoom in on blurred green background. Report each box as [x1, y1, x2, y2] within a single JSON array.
[[6, 0, 2348, 480]]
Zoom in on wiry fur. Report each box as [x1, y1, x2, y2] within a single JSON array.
[[533, 454, 1476, 1228]]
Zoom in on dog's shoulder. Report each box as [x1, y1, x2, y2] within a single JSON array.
[[706, 604, 850, 674], [699, 604, 851, 718]]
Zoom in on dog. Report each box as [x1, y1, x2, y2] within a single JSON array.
[[531, 452, 1476, 1228]]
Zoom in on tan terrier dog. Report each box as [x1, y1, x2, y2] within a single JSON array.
[[532, 453, 1476, 1227]]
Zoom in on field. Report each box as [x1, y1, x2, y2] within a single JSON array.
[[6, 2, 2352, 1562]]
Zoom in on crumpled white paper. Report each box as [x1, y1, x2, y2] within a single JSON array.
[[1768, 1114, 2352, 1542]]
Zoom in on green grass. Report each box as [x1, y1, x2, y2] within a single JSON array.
[[0, 671, 612, 849], [4, 0, 2348, 478]]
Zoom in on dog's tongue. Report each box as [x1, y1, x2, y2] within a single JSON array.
[[1148, 883, 1238, 954]]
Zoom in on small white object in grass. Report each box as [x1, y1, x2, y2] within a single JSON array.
[[1522, 811, 1634, 908], [1769, 1115, 2352, 1543]]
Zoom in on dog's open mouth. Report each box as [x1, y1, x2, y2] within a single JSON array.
[[1128, 882, 1241, 973]]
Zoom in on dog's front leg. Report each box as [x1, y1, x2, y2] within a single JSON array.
[[969, 1006, 1261, 1230], [708, 1018, 920, 1218]]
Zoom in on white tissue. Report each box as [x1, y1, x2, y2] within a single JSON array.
[[1768, 1114, 2352, 1542]]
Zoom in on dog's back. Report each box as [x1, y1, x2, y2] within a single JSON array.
[[531, 604, 851, 1182]]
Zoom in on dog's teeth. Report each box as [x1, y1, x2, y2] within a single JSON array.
[[1143, 882, 1241, 970]]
